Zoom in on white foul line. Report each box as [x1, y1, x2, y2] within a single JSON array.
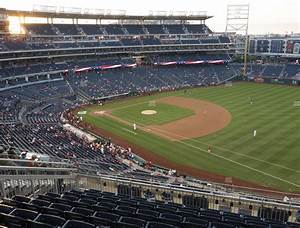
[[122, 128, 137, 135]]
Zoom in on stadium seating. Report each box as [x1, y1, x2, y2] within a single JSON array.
[[165, 24, 186, 34], [102, 25, 125, 35], [121, 38, 142, 46], [284, 64, 300, 78], [123, 24, 146, 35], [181, 39, 200, 44], [142, 37, 161, 45], [79, 24, 104, 35], [3, 39, 28, 50], [144, 25, 166, 34], [219, 36, 231, 43], [185, 24, 211, 34], [55, 24, 82, 36], [23, 24, 57, 36], [0, 189, 299, 228], [262, 65, 284, 77], [200, 37, 220, 44], [0, 21, 227, 53], [20, 23, 213, 37]]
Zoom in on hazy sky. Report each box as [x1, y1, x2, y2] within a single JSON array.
[[2, 0, 300, 34]]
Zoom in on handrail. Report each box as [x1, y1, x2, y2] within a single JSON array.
[[0, 158, 73, 167], [0, 166, 77, 172], [79, 173, 300, 209]]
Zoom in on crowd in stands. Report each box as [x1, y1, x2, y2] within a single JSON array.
[[0, 123, 131, 174]]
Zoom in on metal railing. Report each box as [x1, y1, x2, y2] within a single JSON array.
[[0, 163, 299, 222]]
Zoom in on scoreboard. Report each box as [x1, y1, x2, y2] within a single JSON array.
[[249, 37, 300, 57], [286, 40, 300, 54]]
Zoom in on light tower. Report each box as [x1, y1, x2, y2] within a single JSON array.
[[225, 4, 250, 78]]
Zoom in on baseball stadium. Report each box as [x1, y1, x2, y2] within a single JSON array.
[[0, 1, 300, 227]]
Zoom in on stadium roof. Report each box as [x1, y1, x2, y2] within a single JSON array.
[[2, 8, 213, 21]]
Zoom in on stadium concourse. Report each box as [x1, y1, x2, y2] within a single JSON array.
[[0, 7, 300, 228]]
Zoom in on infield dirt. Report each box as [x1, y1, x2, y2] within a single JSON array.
[[94, 96, 232, 141]]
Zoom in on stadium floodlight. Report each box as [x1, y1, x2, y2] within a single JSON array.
[[225, 4, 249, 35], [225, 4, 250, 78]]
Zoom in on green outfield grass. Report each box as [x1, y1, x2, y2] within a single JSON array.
[[81, 82, 300, 192], [111, 102, 194, 125]]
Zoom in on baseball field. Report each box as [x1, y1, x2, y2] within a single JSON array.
[[78, 82, 300, 192]]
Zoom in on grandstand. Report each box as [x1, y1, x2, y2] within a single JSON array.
[[0, 5, 300, 228]]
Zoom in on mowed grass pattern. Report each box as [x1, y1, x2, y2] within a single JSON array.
[[83, 83, 300, 192], [112, 102, 194, 125]]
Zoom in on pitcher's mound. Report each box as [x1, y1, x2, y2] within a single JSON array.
[[94, 111, 106, 115], [141, 110, 157, 115]]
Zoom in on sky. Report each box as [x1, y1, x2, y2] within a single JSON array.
[[2, 0, 300, 35]]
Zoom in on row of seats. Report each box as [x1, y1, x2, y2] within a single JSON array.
[[0, 54, 228, 78], [23, 24, 211, 36], [0, 189, 298, 228], [247, 64, 300, 79], [0, 35, 229, 51], [0, 58, 135, 78]]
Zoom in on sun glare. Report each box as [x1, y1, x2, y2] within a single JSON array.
[[8, 16, 25, 34]]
